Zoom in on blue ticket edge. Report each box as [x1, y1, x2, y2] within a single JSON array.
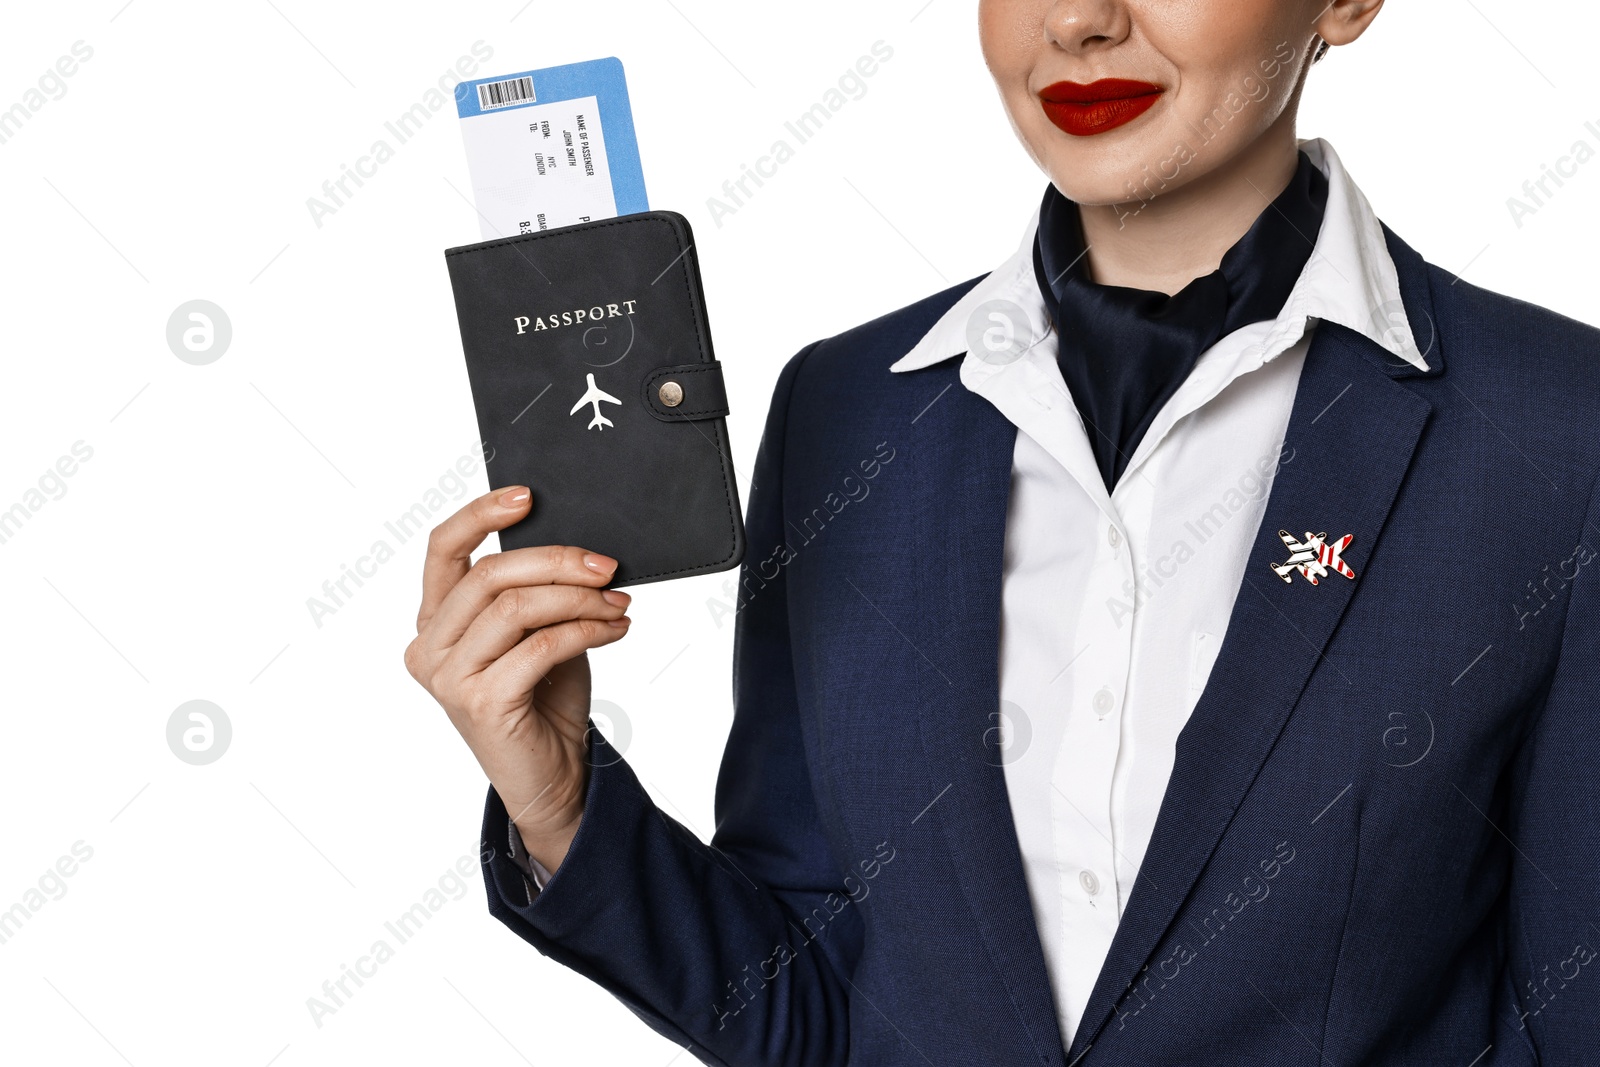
[[454, 56, 649, 216]]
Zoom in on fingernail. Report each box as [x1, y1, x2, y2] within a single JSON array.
[[602, 589, 631, 607], [583, 553, 618, 574], [499, 487, 530, 507], [607, 616, 631, 629]]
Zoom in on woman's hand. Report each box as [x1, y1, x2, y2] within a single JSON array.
[[403, 485, 632, 873]]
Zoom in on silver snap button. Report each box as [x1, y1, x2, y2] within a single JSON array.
[[1092, 688, 1115, 714], [1079, 869, 1100, 895], [658, 380, 684, 407]]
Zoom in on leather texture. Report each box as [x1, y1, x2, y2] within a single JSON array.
[[445, 210, 745, 587]]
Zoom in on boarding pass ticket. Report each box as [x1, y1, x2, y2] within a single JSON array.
[[455, 56, 649, 239]]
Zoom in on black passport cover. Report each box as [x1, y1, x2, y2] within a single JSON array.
[[445, 210, 745, 587]]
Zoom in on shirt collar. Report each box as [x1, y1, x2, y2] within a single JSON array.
[[888, 137, 1428, 375]]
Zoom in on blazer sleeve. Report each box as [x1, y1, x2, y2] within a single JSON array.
[[477, 339, 863, 1067], [1499, 466, 1600, 1058]]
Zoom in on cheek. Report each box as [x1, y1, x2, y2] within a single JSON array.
[[977, 0, 1052, 156], [1155, 8, 1304, 132], [1148, 0, 1296, 82], [977, 0, 1044, 83]]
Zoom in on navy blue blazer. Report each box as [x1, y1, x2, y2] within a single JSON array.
[[479, 222, 1600, 1066]]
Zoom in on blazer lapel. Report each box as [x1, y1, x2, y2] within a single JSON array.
[[904, 364, 1071, 1067], [1064, 231, 1440, 1060]]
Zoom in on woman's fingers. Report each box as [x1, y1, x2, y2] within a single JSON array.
[[422, 543, 618, 650], [484, 614, 633, 694], [443, 583, 631, 677], [417, 486, 533, 632]]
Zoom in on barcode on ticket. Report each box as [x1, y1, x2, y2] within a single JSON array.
[[476, 76, 536, 110]]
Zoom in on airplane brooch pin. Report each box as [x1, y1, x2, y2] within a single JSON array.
[[569, 372, 621, 431], [1270, 529, 1356, 585]]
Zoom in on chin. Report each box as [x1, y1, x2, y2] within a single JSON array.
[[1025, 105, 1252, 210], [1032, 132, 1182, 208]]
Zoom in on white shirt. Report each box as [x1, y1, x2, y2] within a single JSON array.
[[887, 137, 1428, 1046]]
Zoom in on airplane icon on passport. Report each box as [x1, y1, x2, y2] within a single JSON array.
[[569, 372, 621, 431]]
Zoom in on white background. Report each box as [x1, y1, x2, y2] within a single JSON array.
[[1, 1, 1596, 1064]]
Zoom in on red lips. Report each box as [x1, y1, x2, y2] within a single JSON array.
[[1039, 79, 1164, 136]]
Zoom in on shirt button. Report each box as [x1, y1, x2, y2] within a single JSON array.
[[1079, 869, 1101, 895], [1092, 687, 1115, 714], [1107, 525, 1121, 548]]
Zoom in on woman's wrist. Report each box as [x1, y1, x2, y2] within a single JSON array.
[[507, 760, 590, 876], [513, 809, 583, 875]]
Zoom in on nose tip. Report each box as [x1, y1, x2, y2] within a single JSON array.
[[1045, 0, 1131, 54]]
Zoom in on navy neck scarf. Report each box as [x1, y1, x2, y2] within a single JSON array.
[[1031, 149, 1329, 491]]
